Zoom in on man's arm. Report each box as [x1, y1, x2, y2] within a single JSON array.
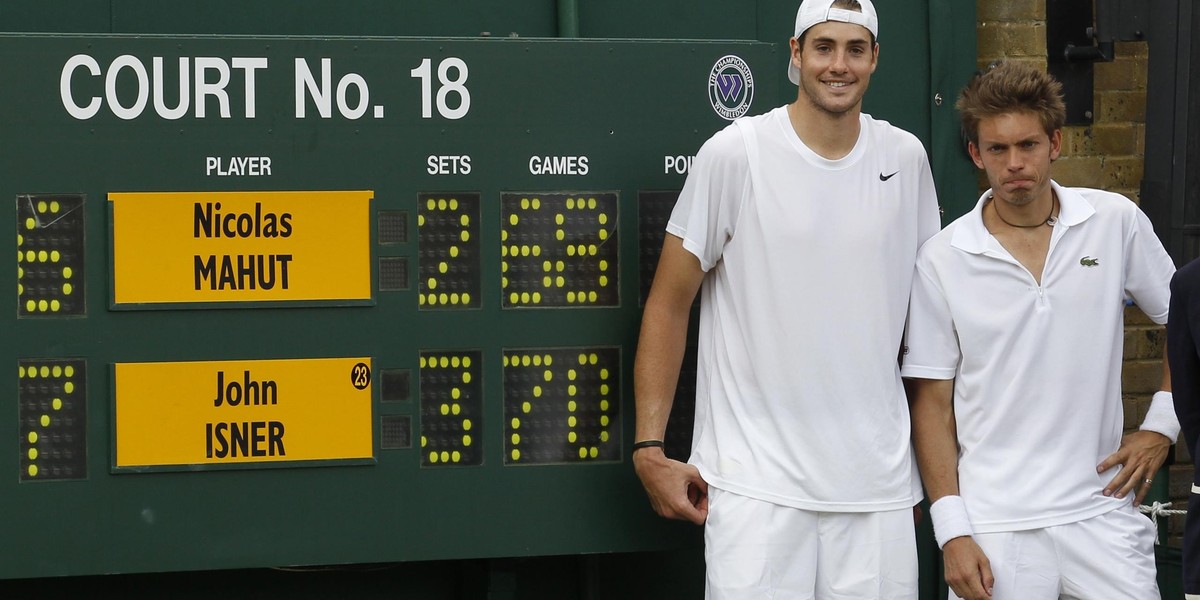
[[1098, 338, 1173, 505], [908, 377, 994, 600], [632, 234, 708, 524], [1102, 205, 1179, 503]]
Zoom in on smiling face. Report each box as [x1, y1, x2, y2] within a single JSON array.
[[790, 20, 878, 117], [968, 110, 1062, 208]]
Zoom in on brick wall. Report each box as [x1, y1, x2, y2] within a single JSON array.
[[974, 1, 1188, 545]]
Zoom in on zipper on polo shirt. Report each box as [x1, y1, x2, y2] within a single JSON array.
[[983, 243, 1053, 309]]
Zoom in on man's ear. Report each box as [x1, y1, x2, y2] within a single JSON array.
[[967, 141, 984, 169]]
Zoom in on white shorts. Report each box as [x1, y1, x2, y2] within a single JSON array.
[[949, 504, 1159, 600], [704, 487, 918, 600]]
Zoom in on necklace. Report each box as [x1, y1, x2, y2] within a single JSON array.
[[991, 195, 1057, 228]]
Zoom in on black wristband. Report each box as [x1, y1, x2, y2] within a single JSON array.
[[631, 439, 665, 452]]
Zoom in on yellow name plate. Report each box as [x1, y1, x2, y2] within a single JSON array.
[[110, 191, 373, 306], [114, 357, 374, 469]]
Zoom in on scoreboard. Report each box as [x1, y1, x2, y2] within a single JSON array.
[[0, 34, 776, 578]]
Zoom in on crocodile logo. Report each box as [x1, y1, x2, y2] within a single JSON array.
[[1080, 256, 1099, 267]]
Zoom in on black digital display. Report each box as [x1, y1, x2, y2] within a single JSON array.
[[500, 193, 618, 308], [19, 360, 86, 481], [503, 347, 619, 464], [17, 194, 84, 317], [637, 190, 679, 306], [420, 351, 482, 466], [418, 192, 481, 309]]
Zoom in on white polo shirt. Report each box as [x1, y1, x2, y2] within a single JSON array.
[[671, 106, 941, 511], [902, 182, 1175, 532]]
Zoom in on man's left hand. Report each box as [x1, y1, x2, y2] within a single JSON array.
[[1098, 430, 1171, 506]]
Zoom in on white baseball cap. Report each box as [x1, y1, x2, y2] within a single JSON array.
[[788, 0, 879, 84]]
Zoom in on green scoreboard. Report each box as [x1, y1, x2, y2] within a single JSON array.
[[0, 34, 777, 578]]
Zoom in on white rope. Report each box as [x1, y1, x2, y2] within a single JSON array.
[[1139, 501, 1188, 544]]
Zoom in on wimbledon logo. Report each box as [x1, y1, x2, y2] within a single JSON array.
[[708, 55, 754, 121]]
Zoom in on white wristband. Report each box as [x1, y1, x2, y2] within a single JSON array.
[[929, 495, 974, 550], [1139, 391, 1181, 442]]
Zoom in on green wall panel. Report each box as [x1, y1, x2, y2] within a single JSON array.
[[862, 0, 932, 151], [0, 1, 977, 221], [0, 33, 772, 579], [0, 0, 112, 33], [109, 0, 558, 37], [576, 0, 758, 40], [927, 0, 982, 223], [0, 2, 980, 593]]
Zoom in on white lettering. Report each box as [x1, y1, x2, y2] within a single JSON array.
[[232, 57, 268, 118], [529, 155, 589, 176], [105, 55, 149, 120], [153, 57, 190, 120], [205, 156, 274, 177], [336, 72, 369, 119], [427, 155, 472, 175], [194, 57, 231, 119], [62, 54, 263, 120], [296, 59, 368, 119], [664, 155, 695, 175], [61, 54, 101, 120], [295, 58, 331, 118]]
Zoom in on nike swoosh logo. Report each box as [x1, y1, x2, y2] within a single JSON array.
[[880, 171, 899, 181]]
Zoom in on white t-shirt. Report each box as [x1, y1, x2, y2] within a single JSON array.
[[902, 182, 1176, 532], [669, 106, 941, 511]]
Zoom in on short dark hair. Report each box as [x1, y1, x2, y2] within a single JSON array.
[[957, 61, 1066, 145]]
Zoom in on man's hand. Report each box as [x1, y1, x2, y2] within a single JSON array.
[[632, 447, 709, 525], [942, 536, 993, 600], [1098, 430, 1171, 506]]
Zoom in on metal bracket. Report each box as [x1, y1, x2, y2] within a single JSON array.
[[1047, 0, 1148, 124]]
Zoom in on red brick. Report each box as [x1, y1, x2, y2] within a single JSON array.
[[1091, 123, 1139, 156], [977, 23, 1045, 59], [1125, 305, 1159, 326], [1097, 90, 1147, 122], [977, 0, 1043, 22], [1061, 126, 1095, 157], [1123, 326, 1165, 360], [1095, 58, 1144, 92], [1115, 40, 1149, 60], [1122, 359, 1165, 394], [1051, 156, 1102, 187], [1102, 156, 1144, 190]]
